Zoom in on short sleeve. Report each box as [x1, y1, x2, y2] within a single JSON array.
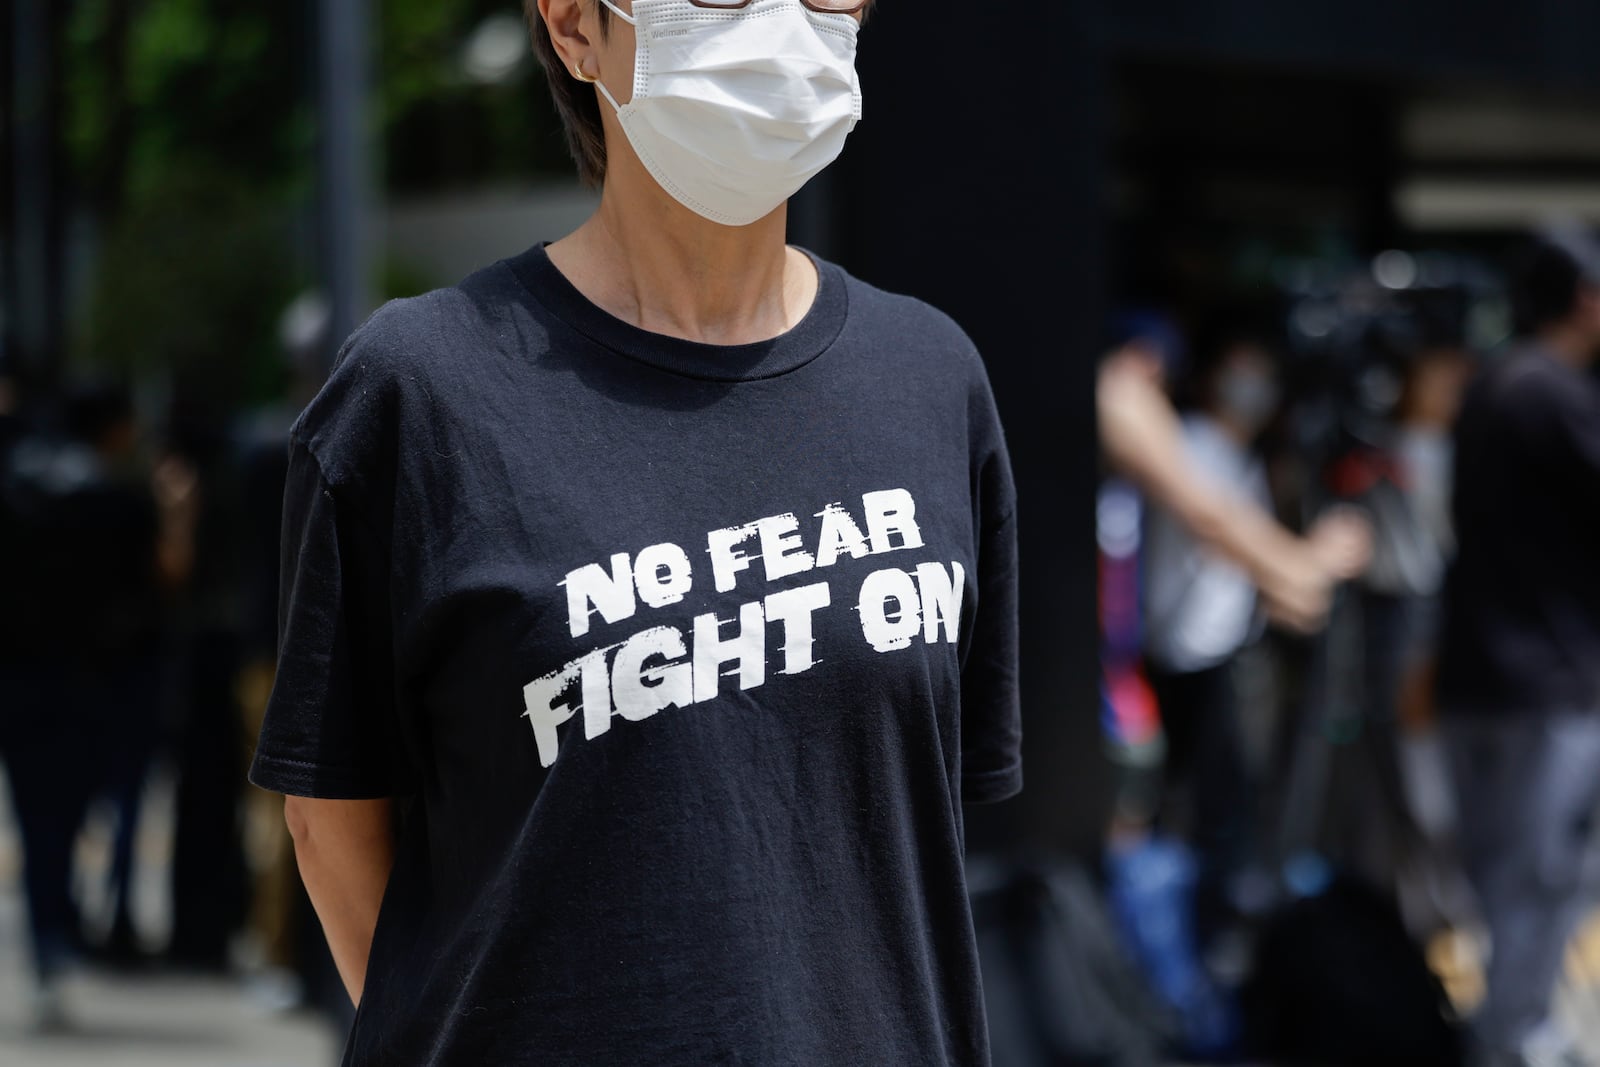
[[247, 433, 406, 799], [960, 357, 1022, 805]]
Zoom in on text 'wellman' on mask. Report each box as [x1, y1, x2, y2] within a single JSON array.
[[520, 488, 966, 767]]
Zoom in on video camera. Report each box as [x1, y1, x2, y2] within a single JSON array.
[[1271, 249, 1508, 467]]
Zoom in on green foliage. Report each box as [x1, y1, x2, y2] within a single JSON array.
[[381, 255, 443, 302], [71, 170, 303, 411], [63, 0, 311, 410], [65, 0, 311, 205], [379, 0, 574, 190], [61, 0, 574, 413]]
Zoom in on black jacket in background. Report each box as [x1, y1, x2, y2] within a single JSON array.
[[1438, 344, 1600, 715]]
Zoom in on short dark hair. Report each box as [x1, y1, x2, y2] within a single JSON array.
[[524, 1, 613, 187], [1180, 303, 1280, 410], [1511, 224, 1600, 335], [1189, 304, 1279, 376]]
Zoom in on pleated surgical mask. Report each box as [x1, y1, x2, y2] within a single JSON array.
[[592, 0, 863, 227]]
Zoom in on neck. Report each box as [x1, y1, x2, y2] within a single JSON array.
[[1536, 323, 1598, 371], [546, 150, 816, 345], [1400, 412, 1449, 432], [1397, 397, 1448, 431]]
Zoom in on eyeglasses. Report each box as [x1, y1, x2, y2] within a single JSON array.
[[689, 0, 870, 13]]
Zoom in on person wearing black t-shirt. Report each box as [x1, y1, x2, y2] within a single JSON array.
[[246, 2, 1021, 1064], [1437, 227, 1600, 1067]]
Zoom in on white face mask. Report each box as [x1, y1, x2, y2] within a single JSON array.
[[594, 0, 863, 227], [1216, 369, 1280, 430]]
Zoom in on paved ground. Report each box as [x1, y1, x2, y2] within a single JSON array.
[[0, 765, 341, 1067], [0, 960, 340, 1067]]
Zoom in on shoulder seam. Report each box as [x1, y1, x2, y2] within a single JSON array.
[[285, 425, 390, 547], [286, 425, 340, 490]]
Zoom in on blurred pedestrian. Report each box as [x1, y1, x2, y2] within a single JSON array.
[[1387, 336, 1473, 745], [247, 1, 1022, 1064], [79, 385, 198, 968], [0, 369, 25, 454], [0, 377, 192, 1023], [0, 384, 94, 1025], [1437, 224, 1600, 1067], [162, 393, 252, 974], [1341, 328, 1476, 885]]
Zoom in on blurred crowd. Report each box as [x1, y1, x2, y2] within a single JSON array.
[[1082, 225, 1600, 1067], [0, 347, 349, 1031]]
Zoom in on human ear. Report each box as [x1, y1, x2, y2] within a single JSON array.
[[539, 0, 596, 81]]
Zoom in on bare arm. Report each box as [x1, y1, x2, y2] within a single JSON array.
[[1098, 348, 1369, 632], [151, 453, 201, 591], [283, 796, 396, 1006]]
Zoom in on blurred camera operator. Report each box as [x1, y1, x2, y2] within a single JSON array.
[[1436, 224, 1600, 1067], [1136, 317, 1287, 951], [1097, 338, 1371, 636], [1094, 323, 1371, 1058]]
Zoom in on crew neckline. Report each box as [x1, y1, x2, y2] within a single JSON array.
[[503, 241, 849, 383]]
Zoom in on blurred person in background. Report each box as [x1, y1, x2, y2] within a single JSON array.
[[1095, 324, 1370, 1061], [161, 391, 252, 975], [1312, 308, 1486, 1011], [1347, 322, 1477, 883], [1382, 328, 1483, 1002], [1137, 315, 1285, 951], [74, 385, 200, 970], [0, 370, 25, 455], [1099, 312, 1190, 847], [1388, 335, 1474, 748], [1437, 225, 1600, 1067], [246, 2, 1023, 1065], [1098, 337, 1371, 641], [0, 377, 197, 1026]]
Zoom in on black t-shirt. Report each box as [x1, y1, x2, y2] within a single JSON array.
[[248, 243, 1021, 1066], [1437, 344, 1600, 714]]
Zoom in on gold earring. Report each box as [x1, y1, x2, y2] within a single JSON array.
[[573, 64, 598, 84]]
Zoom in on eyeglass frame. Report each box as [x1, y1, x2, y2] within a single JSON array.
[[687, 0, 870, 14]]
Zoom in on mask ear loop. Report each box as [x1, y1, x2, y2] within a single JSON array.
[[590, 0, 634, 111], [596, 0, 637, 25], [587, 73, 624, 113]]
